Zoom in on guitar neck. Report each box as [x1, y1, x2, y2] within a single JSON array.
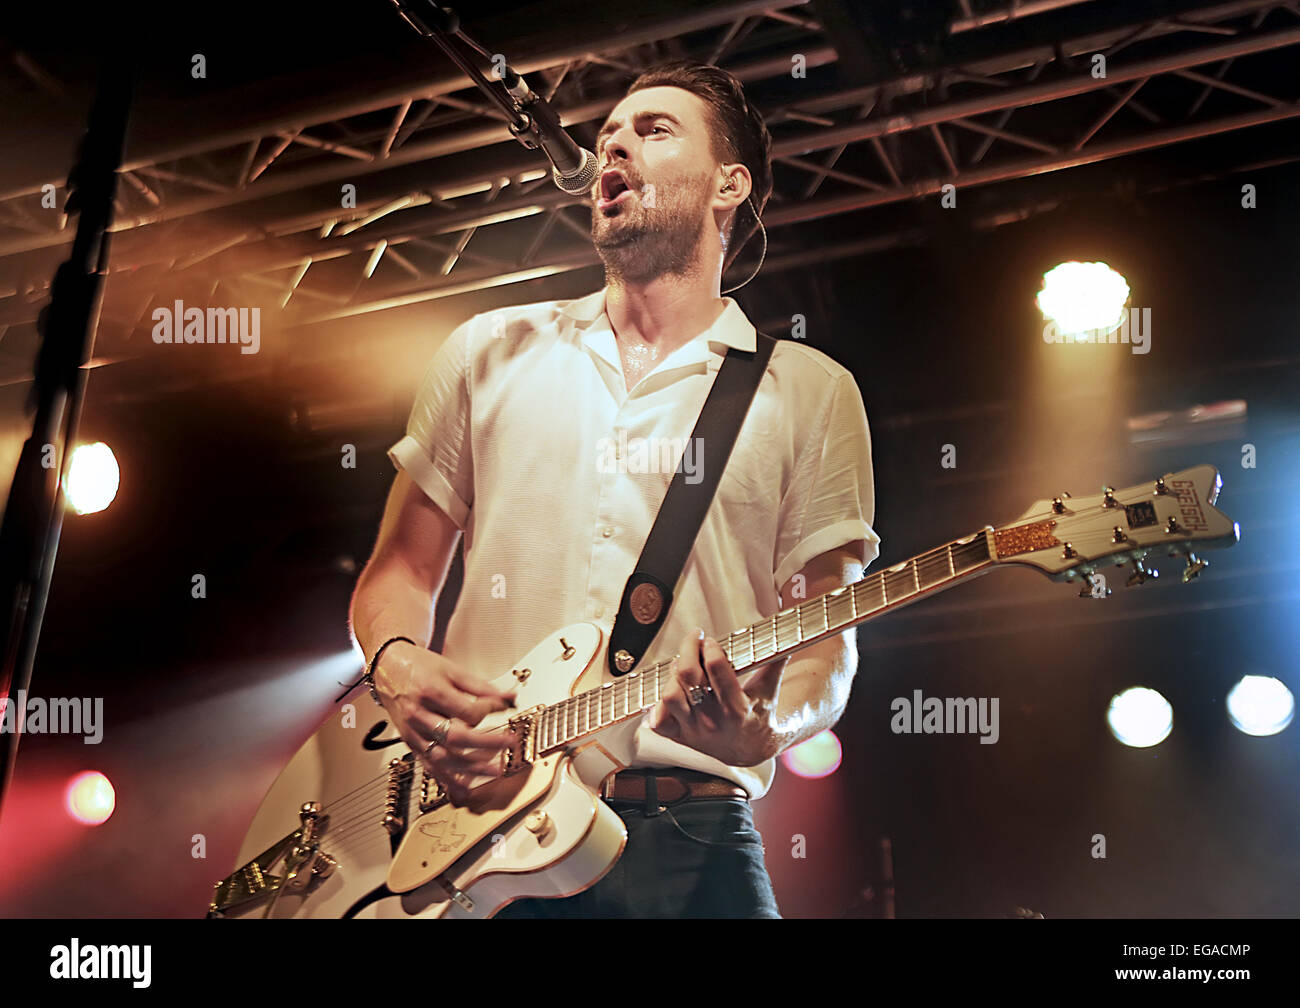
[[534, 527, 997, 756]]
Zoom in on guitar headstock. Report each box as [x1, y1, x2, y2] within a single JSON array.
[[989, 464, 1240, 591]]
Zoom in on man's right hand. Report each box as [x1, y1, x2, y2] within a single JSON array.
[[372, 640, 518, 806]]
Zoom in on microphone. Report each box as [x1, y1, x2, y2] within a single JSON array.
[[500, 68, 600, 196]]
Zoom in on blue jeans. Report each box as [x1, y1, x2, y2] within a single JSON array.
[[494, 796, 782, 918]]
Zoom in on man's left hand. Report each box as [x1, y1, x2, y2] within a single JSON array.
[[648, 627, 787, 767]]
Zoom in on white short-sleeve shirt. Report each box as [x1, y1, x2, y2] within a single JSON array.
[[389, 286, 880, 799]]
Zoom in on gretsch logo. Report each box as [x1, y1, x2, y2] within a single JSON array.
[[1170, 479, 1209, 532]]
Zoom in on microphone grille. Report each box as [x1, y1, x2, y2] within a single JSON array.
[[553, 148, 600, 195]]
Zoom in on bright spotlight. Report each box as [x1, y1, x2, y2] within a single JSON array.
[[63, 442, 119, 515], [1226, 675, 1294, 737], [781, 729, 842, 779], [65, 771, 115, 825], [1037, 261, 1130, 339], [1107, 687, 1173, 748]]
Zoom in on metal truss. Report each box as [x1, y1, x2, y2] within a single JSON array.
[[2, 0, 1299, 354]]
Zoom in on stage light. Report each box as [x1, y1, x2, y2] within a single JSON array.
[[1226, 675, 1294, 737], [63, 441, 119, 515], [781, 729, 842, 779], [1107, 687, 1173, 748], [1036, 261, 1130, 339], [64, 771, 115, 826]]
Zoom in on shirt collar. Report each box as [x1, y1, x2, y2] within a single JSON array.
[[560, 286, 757, 357]]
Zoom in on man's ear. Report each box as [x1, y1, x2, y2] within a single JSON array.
[[713, 164, 751, 215]]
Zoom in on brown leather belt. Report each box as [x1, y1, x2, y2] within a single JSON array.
[[601, 768, 748, 805]]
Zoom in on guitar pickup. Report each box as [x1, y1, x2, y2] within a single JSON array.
[[501, 709, 542, 775]]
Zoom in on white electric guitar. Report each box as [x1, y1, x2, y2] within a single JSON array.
[[210, 464, 1239, 918]]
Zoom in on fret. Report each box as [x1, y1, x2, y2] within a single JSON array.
[[911, 559, 919, 594], [947, 543, 955, 578], [914, 552, 944, 592], [732, 626, 753, 669], [883, 565, 914, 603], [857, 575, 886, 614], [775, 608, 799, 652], [826, 587, 853, 629], [752, 617, 776, 665], [802, 596, 828, 639]]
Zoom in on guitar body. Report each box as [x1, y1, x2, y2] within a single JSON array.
[[210, 466, 1241, 919], [215, 622, 641, 918]]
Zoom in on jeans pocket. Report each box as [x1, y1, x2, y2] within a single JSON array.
[[662, 799, 766, 850]]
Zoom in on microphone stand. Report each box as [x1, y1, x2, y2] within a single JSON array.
[[387, 2, 586, 180], [0, 59, 135, 816]]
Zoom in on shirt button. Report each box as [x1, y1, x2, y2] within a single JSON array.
[[593, 607, 604, 619], [602, 526, 614, 538]]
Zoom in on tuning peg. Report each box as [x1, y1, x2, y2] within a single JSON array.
[[1126, 558, 1159, 587], [1052, 493, 1072, 514], [1102, 486, 1119, 508], [1182, 552, 1208, 583]]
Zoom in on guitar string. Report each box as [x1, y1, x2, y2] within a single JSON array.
[[272, 502, 1144, 852], [284, 528, 999, 847], [296, 534, 997, 848]]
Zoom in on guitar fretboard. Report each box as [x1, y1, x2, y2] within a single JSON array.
[[534, 528, 994, 755]]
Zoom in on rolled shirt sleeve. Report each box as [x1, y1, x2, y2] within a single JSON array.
[[388, 316, 476, 529], [773, 371, 881, 591]]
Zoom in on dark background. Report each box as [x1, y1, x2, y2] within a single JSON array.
[[0, 0, 1296, 917]]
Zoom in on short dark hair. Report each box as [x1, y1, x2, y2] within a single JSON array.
[[624, 61, 773, 274]]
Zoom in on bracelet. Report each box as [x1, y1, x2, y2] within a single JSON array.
[[336, 636, 419, 705]]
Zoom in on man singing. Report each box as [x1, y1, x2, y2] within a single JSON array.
[[348, 61, 880, 918]]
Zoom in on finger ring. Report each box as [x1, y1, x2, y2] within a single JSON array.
[[687, 684, 712, 707], [429, 718, 451, 748]]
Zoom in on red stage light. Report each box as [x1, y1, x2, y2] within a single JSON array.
[[65, 771, 115, 825], [781, 729, 843, 779]]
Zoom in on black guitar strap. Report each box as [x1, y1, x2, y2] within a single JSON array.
[[607, 331, 777, 676]]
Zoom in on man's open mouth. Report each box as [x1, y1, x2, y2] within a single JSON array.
[[596, 169, 634, 212]]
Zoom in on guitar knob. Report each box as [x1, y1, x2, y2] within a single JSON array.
[[524, 810, 554, 841], [1182, 553, 1208, 583]]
